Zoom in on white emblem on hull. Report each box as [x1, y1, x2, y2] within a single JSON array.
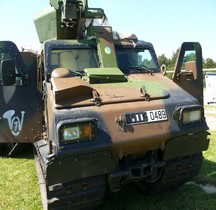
[[3, 110, 25, 136]]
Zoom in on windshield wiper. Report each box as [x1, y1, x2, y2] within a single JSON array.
[[128, 66, 153, 75], [69, 70, 85, 77]]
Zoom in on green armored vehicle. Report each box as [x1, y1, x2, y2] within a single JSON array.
[[0, 0, 210, 209]]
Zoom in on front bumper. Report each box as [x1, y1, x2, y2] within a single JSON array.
[[163, 131, 210, 160]]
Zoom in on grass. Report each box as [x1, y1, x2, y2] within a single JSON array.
[[205, 105, 216, 116], [0, 133, 215, 210], [195, 132, 216, 186], [0, 150, 42, 210], [100, 184, 216, 210]]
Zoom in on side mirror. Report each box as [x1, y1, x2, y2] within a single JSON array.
[[1, 59, 16, 86]]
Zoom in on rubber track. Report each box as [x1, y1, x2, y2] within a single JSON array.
[[137, 153, 203, 194], [34, 152, 105, 210], [47, 175, 105, 210]]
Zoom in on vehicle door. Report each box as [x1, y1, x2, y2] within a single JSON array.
[[172, 42, 203, 105], [0, 41, 43, 143]]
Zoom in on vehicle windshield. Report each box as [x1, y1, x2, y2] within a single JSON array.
[[116, 48, 159, 74], [50, 48, 99, 74]]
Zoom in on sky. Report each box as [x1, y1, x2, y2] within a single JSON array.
[[0, 0, 215, 60]]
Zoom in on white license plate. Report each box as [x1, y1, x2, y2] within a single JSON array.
[[125, 109, 167, 125]]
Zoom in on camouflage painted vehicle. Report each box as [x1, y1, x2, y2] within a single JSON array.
[[0, 0, 210, 209]]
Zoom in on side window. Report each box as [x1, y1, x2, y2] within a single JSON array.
[[173, 46, 199, 81], [0, 52, 13, 80], [181, 50, 196, 69], [0, 52, 18, 81]]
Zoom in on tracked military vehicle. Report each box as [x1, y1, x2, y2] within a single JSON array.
[[0, 0, 210, 209]]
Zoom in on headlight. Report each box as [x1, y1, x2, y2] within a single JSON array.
[[182, 109, 202, 124], [173, 105, 204, 125], [60, 121, 96, 144]]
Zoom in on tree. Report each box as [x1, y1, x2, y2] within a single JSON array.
[[158, 49, 216, 70], [203, 58, 216, 69], [184, 52, 196, 63], [158, 54, 168, 67], [168, 49, 180, 70]]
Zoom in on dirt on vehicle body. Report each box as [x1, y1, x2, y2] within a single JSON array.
[[0, 0, 210, 209]]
